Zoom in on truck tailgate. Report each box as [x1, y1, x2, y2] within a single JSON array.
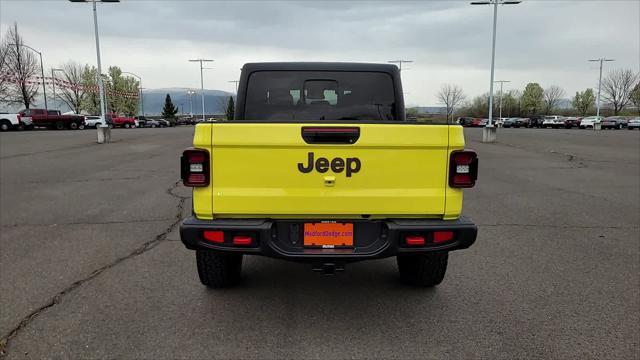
[[202, 123, 450, 217]]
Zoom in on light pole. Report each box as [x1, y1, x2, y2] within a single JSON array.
[[189, 59, 213, 121], [228, 80, 239, 93], [51, 68, 64, 110], [471, 0, 521, 142], [187, 89, 196, 116], [588, 58, 614, 118], [495, 80, 510, 123], [122, 71, 143, 116], [8, 43, 47, 110], [388, 60, 413, 72], [69, 0, 119, 143]]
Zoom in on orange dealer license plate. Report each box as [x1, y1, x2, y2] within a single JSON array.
[[303, 222, 354, 248]]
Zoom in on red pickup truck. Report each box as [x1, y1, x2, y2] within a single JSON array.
[[19, 109, 85, 130], [112, 114, 136, 128]]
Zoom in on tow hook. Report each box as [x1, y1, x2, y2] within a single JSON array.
[[312, 262, 345, 275]]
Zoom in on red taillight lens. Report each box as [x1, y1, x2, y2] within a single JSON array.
[[233, 236, 253, 246], [405, 235, 425, 246], [449, 150, 478, 188], [181, 148, 210, 187], [433, 231, 454, 244], [203, 230, 224, 243]]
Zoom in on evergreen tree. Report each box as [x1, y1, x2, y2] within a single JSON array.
[[226, 96, 235, 120], [162, 94, 178, 119]]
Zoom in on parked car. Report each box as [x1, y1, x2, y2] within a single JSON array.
[[0, 112, 32, 131], [112, 114, 136, 128], [601, 116, 627, 129], [156, 119, 170, 127], [495, 117, 508, 127], [502, 117, 520, 128], [19, 108, 85, 130], [145, 119, 160, 128], [627, 117, 640, 130], [134, 116, 148, 128], [528, 115, 545, 128], [84, 114, 114, 128], [457, 117, 485, 127], [563, 117, 581, 129], [515, 117, 530, 128], [579, 116, 603, 129], [542, 115, 565, 128]]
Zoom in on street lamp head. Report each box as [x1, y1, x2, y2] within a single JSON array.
[[470, 1, 491, 4]]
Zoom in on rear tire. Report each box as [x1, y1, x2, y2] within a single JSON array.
[[397, 252, 448, 287], [55, 121, 65, 130], [0, 120, 11, 132], [69, 121, 79, 130], [196, 250, 243, 288], [78, 123, 85, 130]]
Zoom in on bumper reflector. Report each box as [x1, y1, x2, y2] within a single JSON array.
[[203, 230, 224, 243], [405, 235, 425, 246], [233, 236, 253, 246], [433, 231, 454, 244]]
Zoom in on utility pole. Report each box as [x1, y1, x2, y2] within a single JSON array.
[[189, 59, 213, 121], [495, 80, 510, 123], [588, 58, 614, 118], [471, 0, 522, 142]]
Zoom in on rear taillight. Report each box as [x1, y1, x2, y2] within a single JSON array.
[[449, 150, 478, 188], [181, 148, 210, 187]]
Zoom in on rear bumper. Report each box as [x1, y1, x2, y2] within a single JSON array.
[[180, 216, 477, 263]]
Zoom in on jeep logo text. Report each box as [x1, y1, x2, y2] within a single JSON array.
[[297, 152, 361, 177]]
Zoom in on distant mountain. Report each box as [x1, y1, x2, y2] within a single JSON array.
[[142, 88, 235, 116]]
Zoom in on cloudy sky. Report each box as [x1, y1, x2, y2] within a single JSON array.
[[1, 0, 638, 106]]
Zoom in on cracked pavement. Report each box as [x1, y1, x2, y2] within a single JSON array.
[[0, 127, 638, 358]]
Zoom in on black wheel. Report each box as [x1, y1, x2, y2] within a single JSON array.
[[618, 124, 623, 129], [55, 121, 65, 130], [69, 121, 79, 130], [0, 120, 12, 131], [124, 123, 130, 128], [151, 124, 156, 128], [196, 250, 243, 288], [78, 123, 85, 130], [397, 252, 448, 287]]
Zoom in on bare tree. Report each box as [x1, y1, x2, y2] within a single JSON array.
[[601, 69, 639, 115], [4, 23, 39, 109], [0, 37, 11, 105], [543, 85, 565, 114], [53, 62, 85, 113], [437, 84, 466, 122], [627, 82, 640, 116]]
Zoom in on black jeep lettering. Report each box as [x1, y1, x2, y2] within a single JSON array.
[[346, 157, 361, 177], [316, 157, 330, 173], [297, 152, 314, 173], [298, 152, 360, 177], [331, 158, 345, 173]]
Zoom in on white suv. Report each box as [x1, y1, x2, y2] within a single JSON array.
[[542, 115, 565, 128], [579, 116, 603, 129]]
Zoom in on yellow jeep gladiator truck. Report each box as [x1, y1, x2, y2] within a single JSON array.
[[180, 62, 478, 288]]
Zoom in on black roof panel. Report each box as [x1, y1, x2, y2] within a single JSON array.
[[241, 62, 399, 73]]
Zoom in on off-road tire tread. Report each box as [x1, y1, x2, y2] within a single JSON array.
[[397, 252, 448, 287], [196, 250, 242, 288]]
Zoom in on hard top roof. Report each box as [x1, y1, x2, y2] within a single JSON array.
[[241, 62, 399, 73]]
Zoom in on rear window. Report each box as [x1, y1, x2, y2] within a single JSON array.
[[243, 71, 397, 121]]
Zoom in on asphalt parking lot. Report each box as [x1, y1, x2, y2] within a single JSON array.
[[0, 127, 638, 358]]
